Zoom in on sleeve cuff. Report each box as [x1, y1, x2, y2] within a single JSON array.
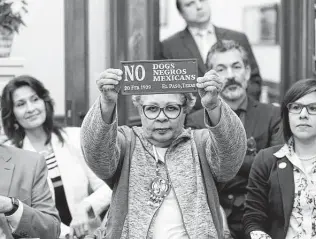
[[250, 231, 271, 239], [6, 200, 24, 232]]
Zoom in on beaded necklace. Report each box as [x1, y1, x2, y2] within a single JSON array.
[[288, 139, 316, 161], [148, 145, 171, 207]]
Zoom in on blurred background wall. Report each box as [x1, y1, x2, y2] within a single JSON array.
[[9, 0, 65, 116]]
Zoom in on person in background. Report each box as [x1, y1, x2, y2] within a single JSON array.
[[160, 0, 262, 108], [185, 40, 283, 239], [80, 67, 247, 239], [0, 140, 60, 239], [243, 78, 316, 239], [1, 75, 112, 239]]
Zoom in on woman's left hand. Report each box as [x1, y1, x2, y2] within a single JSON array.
[[68, 201, 94, 238], [197, 70, 223, 110]]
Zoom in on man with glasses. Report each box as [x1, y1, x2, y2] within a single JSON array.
[[80, 67, 247, 239], [185, 40, 283, 239]]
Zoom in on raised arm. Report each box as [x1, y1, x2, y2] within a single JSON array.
[[80, 69, 126, 183], [196, 70, 247, 182], [198, 100, 247, 182]]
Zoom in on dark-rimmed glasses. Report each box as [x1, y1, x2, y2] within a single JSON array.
[[287, 102, 316, 115], [142, 104, 182, 119]]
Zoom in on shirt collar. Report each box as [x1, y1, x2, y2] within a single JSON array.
[[274, 137, 293, 158], [274, 138, 315, 174], [238, 96, 248, 112], [188, 23, 215, 36]]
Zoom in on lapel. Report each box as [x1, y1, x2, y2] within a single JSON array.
[[244, 97, 259, 137], [50, 132, 84, 213], [276, 157, 294, 229], [23, 133, 77, 213], [214, 26, 228, 42], [214, 26, 230, 41], [0, 146, 14, 196], [50, 132, 72, 182], [180, 28, 207, 74]]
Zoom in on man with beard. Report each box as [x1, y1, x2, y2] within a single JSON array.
[[159, 0, 262, 107], [185, 40, 283, 239]]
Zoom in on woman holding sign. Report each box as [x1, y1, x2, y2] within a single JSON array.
[[80, 68, 247, 239]]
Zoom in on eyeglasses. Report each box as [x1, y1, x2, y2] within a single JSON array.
[[287, 102, 316, 115], [142, 104, 182, 119]]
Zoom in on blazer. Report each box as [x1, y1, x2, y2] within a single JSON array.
[[160, 26, 262, 105], [243, 145, 293, 239], [0, 145, 60, 239], [8, 127, 112, 237], [185, 97, 283, 215]]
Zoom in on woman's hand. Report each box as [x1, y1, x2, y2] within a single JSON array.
[[96, 68, 123, 104], [196, 70, 223, 110], [68, 201, 95, 238]]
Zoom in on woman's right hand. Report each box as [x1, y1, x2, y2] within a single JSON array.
[[96, 68, 123, 104]]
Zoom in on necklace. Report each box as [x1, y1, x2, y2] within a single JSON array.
[[288, 139, 316, 161], [38, 143, 53, 157], [148, 145, 171, 207], [299, 155, 316, 161]]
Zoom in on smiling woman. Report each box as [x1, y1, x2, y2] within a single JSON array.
[[12, 85, 47, 131], [243, 78, 316, 239], [0, 75, 112, 239]]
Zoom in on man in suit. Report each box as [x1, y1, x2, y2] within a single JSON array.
[[0, 145, 60, 239], [160, 0, 262, 109], [185, 40, 283, 239]]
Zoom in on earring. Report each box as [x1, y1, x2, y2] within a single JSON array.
[[14, 123, 19, 130]]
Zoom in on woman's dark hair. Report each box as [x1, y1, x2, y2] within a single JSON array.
[[281, 78, 316, 142], [1, 75, 64, 148]]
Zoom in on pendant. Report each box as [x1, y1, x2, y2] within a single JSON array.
[[148, 176, 171, 207]]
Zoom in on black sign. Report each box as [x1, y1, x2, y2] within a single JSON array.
[[120, 59, 198, 95]]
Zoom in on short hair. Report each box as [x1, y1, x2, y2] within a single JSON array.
[[132, 93, 196, 114], [206, 40, 250, 70], [281, 78, 316, 142], [1, 75, 64, 148]]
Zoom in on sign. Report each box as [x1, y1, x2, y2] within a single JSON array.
[[120, 59, 198, 95]]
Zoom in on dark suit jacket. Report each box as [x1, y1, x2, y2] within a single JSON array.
[[185, 97, 283, 217], [243, 145, 294, 239], [160, 26, 262, 106], [0, 145, 60, 239]]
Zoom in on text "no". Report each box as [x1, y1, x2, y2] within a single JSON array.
[[124, 65, 145, 81]]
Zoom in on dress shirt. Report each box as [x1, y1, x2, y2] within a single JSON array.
[[233, 96, 248, 126], [188, 24, 217, 63]]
